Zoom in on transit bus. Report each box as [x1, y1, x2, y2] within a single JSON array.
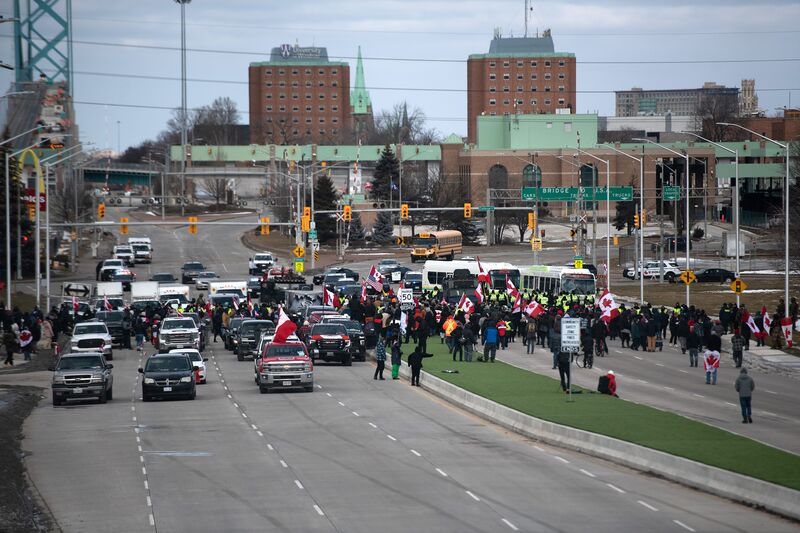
[[520, 265, 596, 295], [421, 260, 520, 290], [410, 230, 463, 262]]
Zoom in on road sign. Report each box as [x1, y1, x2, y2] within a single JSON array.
[[313, 251, 319, 261], [398, 288, 415, 311], [293, 245, 305, 259], [523, 186, 633, 202], [311, 241, 320, 251], [579, 215, 587, 225], [308, 230, 317, 240], [62, 283, 91, 298], [477, 206, 495, 212], [574, 259, 583, 269], [530, 237, 542, 252], [679, 270, 696, 285], [294, 260, 304, 273], [560, 318, 581, 352], [730, 278, 747, 294], [663, 186, 681, 201]]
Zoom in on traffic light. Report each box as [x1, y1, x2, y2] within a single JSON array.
[[120, 217, 129, 235], [343, 205, 352, 221], [97, 203, 105, 220], [303, 206, 311, 218], [400, 203, 409, 220], [188, 216, 198, 235], [540, 229, 546, 238], [260, 216, 270, 235], [289, 160, 296, 172], [634, 213, 640, 228], [27, 204, 36, 221], [641, 209, 647, 226], [527, 212, 536, 230], [463, 203, 472, 219], [301, 215, 310, 232]]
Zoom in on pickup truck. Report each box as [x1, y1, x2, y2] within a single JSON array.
[[51, 352, 114, 406], [249, 252, 275, 275], [255, 341, 313, 393], [158, 316, 201, 352], [306, 323, 352, 366], [234, 319, 275, 361]]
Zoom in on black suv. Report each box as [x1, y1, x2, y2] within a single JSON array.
[[320, 316, 366, 361], [235, 319, 275, 361], [95, 310, 126, 346], [181, 261, 205, 284], [51, 352, 114, 406], [139, 353, 197, 401], [223, 317, 244, 350]]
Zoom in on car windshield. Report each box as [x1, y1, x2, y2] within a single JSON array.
[[113, 273, 134, 281], [145, 356, 191, 372], [174, 351, 203, 362], [311, 324, 346, 335], [266, 345, 306, 358], [241, 321, 274, 334], [104, 260, 123, 266], [132, 244, 149, 251], [96, 311, 123, 321], [255, 254, 272, 261], [183, 263, 204, 270], [228, 318, 243, 329], [116, 248, 132, 254], [561, 277, 596, 295], [406, 273, 422, 281], [162, 319, 196, 330], [74, 324, 108, 335], [57, 356, 104, 370]]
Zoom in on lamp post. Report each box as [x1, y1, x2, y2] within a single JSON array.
[[574, 148, 610, 290], [718, 122, 790, 318], [174, 0, 191, 217], [634, 138, 691, 307], [682, 132, 740, 306]]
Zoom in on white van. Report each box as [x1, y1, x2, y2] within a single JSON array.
[[128, 237, 153, 263], [158, 284, 191, 304], [208, 280, 247, 299]]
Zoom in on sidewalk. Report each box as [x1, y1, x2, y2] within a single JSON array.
[[719, 335, 800, 378]]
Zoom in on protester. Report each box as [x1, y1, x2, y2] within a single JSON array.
[[734, 368, 755, 423]]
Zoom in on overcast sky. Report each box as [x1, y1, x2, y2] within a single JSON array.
[[1, 0, 798, 151]]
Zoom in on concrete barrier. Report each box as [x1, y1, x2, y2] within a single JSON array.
[[387, 356, 800, 521]]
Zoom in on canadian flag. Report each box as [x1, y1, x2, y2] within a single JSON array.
[[232, 296, 239, 311], [365, 265, 385, 292], [360, 281, 367, 304], [18, 329, 33, 348], [505, 276, 519, 298], [780, 317, 793, 348], [72, 296, 79, 313], [273, 306, 298, 344], [457, 293, 475, 314], [476, 256, 491, 286], [743, 310, 761, 337], [103, 295, 112, 311], [597, 289, 620, 324], [323, 287, 340, 308], [762, 307, 772, 338], [511, 293, 522, 314], [474, 282, 485, 305], [524, 299, 545, 318]]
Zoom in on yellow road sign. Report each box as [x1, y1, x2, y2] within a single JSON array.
[[730, 278, 747, 294], [574, 259, 583, 269], [314, 251, 320, 261], [680, 270, 696, 285], [530, 237, 542, 252], [294, 260, 304, 273], [293, 245, 305, 259]]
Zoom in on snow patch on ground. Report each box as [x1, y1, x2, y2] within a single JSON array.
[[740, 270, 800, 276]]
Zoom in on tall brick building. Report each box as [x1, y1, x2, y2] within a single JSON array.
[[466, 30, 576, 144], [249, 44, 351, 145]]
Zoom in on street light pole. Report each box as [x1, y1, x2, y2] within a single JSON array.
[[718, 122, 790, 318], [175, 0, 191, 217], [574, 148, 611, 291]]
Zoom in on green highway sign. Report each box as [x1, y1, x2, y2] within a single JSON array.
[[663, 186, 681, 201], [522, 186, 633, 202], [308, 230, 317, 240], [478, 206, 496, 211]]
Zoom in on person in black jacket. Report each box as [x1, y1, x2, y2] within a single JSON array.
[[407, 345, 433, 386]]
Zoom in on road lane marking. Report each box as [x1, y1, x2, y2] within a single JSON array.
[[763, 411, 778, 417], [146, 496, 151, 507], [142, 467, 147, 475], [132, 416, 137, 422], [663, 386, 675, 391], [131, 406, 135, 411], [387, 434, 397, 441], [725, 401, 736, 406], [369, 422, 377, 428], [326, 392, 332, 397], [673, 519, 695, 532], [352, 411, 360, 417], [280, 460, 288, 468], [679, 369, 689, 374], [222, 263, 229, 272], [148, 514, 155, 526], [241, 413, 248, 419], [313, 505, 325, 516], [606, 483, 625, 493], [579, 469, 596, 478], [227, 394, 232, 399], [637, 379, 649, 384], [144, 480, 148, 490], [251, 424, 258, 430], [338, 401, 345, 406], [410, 449, 421, 457], [764, 390, 778, 395], [266, 443, 273, 450], [655, 363, 664, 367], [466, 490, 481, 501], [554, 456, 570, 464], [257, 431, 264, 437], [634, 356, 643, 360], [138, 445, 142, 452], [140, 456, 144, 463], [501, 518, 519, 531], [294, 480, 304, 490], [435, 468, 448, 477], [534, 446, 545, 452], [637, 500, 659, 512], [693, 394, 704, 398], [233, 403, 239, 408]]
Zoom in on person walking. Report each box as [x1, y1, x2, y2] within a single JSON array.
[[687, 328, 701, 367], [734, 368, 755, 423], [525, 318, 537, 354], [407, 345, 433, 386], [451, 321, 464, 362], [483, 322, 498, 362], [212, 307, 223, 342], [374, 336, 387, 380], [3, 322, 19, 366], [703, 347, 721, 385], [556, 348, 571, 393], [462, 326, 476, 362], [134, 313, 147, 350], [548, 316, 562, 369], [731, 329, 745, 368], [390, 337, 402, 379]]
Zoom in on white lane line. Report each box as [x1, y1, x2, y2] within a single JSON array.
[[369, 422, 377, 428], [725, 401, 737, 406], [763, 411, 778, 417], [352, 411, 360, 417], [466, 490, 481, 502], [142, 467, 147, 475], [313, 504, 325, 516], [606, 483, 626, 494], [663, 386, 675, 391], [637, 379, 649, 384], [280, 460, 288, 468], [326, 392, 332, 397], [148, 514, 155, 526], [233, 403, 239, 408], [634, 356, 643, 360], [144, 480, 148, 490], [251, 424, 258, 430], [693, 394, 705, 398], [140, 456, 144, 463], [316, 384, 322, 389], [241, 413, 248, 419], [679, 369, 689, 374], [637, 500, 659, 512], [220, 379, 224, 383], [257, 431, 264, 437], [534, 445, 545, 452], [554, 456, 570, 464], [222, 263, 229, 273], [410, 449, 421, 457], [435, 468, 448, 477], [131, 406, 136, 411], [138, 445, 143, 452], [227, 394, 232, 399], [146, 496, 152, 507], [764, 389, 779, 395], [294, 480, 304, 490], [655, 363, 665, 367], [266, 443, 273, 450], [501, 518, 519, 531], [136, 436, 141, 443], [579, 469, 596, 478], [387, 434, 397, 441], [673, 519, 696, 532], [338, 401, 345, 406], [132, 416, 137, 422]]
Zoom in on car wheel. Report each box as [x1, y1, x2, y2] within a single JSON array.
[[98, 391, 107, 404], [52, 396, 61, 407], [237, 353, 244, 361], [259, 385, 268, 394], [665, 273, 675, 283], [304, 385, 314, 392], [106, 386, 113, 401]]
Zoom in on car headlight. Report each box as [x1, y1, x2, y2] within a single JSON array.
[[143, 377, 155, 384], [52, 375, 65, 384], [303, 363, 312, 372], [91, 375, 104, 383], [233, 339, 238, 344], [179, 376, 192, 383]]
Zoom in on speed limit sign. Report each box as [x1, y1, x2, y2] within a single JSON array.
[[398, 288, 414, 311]]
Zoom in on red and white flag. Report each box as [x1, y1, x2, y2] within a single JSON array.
[[323, 287, 340, 308], [743, 310, 760, 337], [72, 296, 79, 313], [365, 265, 384, 292], [762, 307, 772, 337], [359, 281, 367, 304], [457, 293, 475, 314], [505, 276, 519, 298], [205, 301, 212, 315], [511, 293, 522, 314], [103, 295, 112, 311], [474, 282, 485, 305], [273, 306, 298, 344], [780, 317, 793, 348], [400, 311, 408, 335], [476, 256, 491, 286], [597, 289, 620, 323], [18, 329, 33, 348], [232, 296, 239, 311], [524, 299, 545, 318], [247, 295, 254, 314]]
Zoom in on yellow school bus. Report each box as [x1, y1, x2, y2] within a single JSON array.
[[410, 230, 463, 262]]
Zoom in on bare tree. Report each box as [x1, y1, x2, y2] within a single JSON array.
[[369, 102, 440, 145], [192, 97, 241, 145], [197, 178, 229, 209], [692, 92, 745, 141]]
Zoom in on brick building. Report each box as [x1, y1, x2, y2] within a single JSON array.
[[249, 44, 351, 145], [615, 82, 740, 117], [466, 30, 576, 144]]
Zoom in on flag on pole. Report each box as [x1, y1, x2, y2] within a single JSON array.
[[505, 276, 519, 298], [476, 256, 491, 286], [780, 317, 793, 348], [365, 265, 384, 291], [597, 289, 620, 323], [761, 307, 772, 338], [323, 287, 341, 308], [524, 299, 545, 318], [474, 282, 484, 305], [457, 293, 475, 314], [103, 295, 112, 311], [273, 306, 298, 344], [743, 310, 760, 337], [232, 295, 239, 311], [511, 293, 522, 314]]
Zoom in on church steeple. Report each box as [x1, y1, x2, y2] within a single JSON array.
[[351, 46, 372, 115]]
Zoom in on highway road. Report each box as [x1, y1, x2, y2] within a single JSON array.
[[21, 206, 798, 532]]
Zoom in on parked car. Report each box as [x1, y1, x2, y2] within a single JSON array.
[[50, 352, 114, 406], [694, 268, 736, 283], [622, 260, 681, 282], [169, 349, 208, 384], [650, 235, 693, 253], [181, 261, 205, 284], [139, 353, 198, 401], [377, 259, 401, 275]]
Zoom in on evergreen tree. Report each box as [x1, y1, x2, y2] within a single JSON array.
[[370, 144, 398, 202], [347, 211, 367, 244], [371, 210, 394, 245], [313, 173, 339, 243], [613, 178, 638, 236]]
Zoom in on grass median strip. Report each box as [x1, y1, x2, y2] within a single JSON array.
[[408, 342, 800, 490]]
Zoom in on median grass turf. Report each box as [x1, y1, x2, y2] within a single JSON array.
[[406, 341, 800, 490]]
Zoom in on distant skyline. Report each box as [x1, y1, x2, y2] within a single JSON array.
[[1, 0, 798, 151]]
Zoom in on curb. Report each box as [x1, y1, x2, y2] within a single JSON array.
[[379, 353, 800, 521]]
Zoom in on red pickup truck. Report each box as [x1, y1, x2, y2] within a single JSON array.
[[254, 341, 314, 393]]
